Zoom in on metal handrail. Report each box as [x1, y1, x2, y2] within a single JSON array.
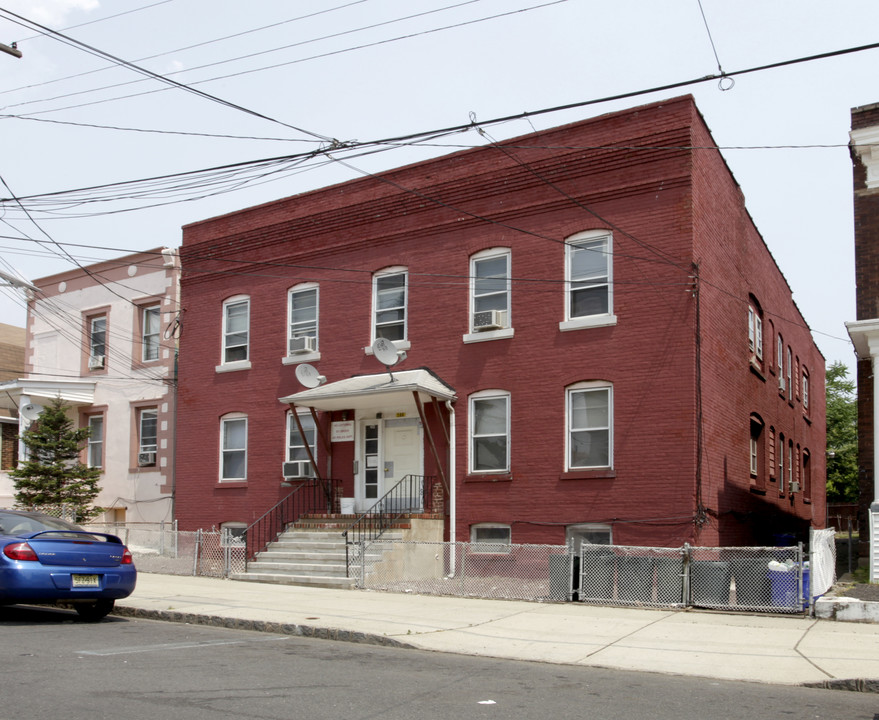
[[244, 479, 335, 562], [342, 474, 434, 577]]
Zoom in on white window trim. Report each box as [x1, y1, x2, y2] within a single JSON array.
[[142, 304, 161, 362], [285, 410, 317, 478], [87, 415, 103, 469], [565, 381, 613, 471], [566, 523, 612, 549], [220, 413, 248, 482], [561, 230, 614, 329], [371, 266, 408, 345], [89, 315, 107, 359], [468, 389, 511, 474], [466, 247, 511, 337], [748, 304, 763, 361], [218, 295, 250, 371], [285, 283, 320, 363], [802, 371, 810, 409], [220, 522, 247, 548], [138, 407, 158, 467], [470, 523, 512, 553]]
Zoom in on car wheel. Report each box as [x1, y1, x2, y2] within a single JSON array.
[[74, 599, 115, 622]]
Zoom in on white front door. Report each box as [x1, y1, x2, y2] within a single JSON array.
[[358, 418, 422, 512]]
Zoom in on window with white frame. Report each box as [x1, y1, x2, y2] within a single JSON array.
[[286, 411, 317, 478], [138, 408, 157, 467], [802, 369, 809, 410], [787, 439, 793, 494], [87, 415, 104, 469], [142, 304, 161, 362], [220, 414, 247, 481], [288, 285, 318, 355], [776, 334, 784, 389], [565, 231, 611, 320], [567, 382, 612, 469], [373, 269, 407, 342], [786, 346, 792, 400], [470, 523, 511, 552], [748, 301, 763, 361], [749, 415, 764, 488], [469, 391, 510, 473], [220, 522, 247, 547], [222, 296, 250, 364], [470, 249, 510, 332], [89, 315, 106, 361], [778, 433, 785, 492]]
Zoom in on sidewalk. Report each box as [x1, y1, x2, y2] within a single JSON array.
[[115, 573, 879, 692]]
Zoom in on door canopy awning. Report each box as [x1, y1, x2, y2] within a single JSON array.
[[0, 378, 96, 413], [279, 368, 456, 412]]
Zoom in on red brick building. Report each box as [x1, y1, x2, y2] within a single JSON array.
[[175, 96, 825, 549]]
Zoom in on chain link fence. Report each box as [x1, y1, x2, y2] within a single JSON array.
[[84, 523, 246, 578]]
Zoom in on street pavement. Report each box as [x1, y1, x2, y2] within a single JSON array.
[[115, 573, 879, 692]]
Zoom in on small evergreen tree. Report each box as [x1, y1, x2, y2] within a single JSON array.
[[10, 397, 103, 522], [825, 361, 858, 503]]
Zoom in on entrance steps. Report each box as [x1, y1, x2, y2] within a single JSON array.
[[231, 514, 407, 589]]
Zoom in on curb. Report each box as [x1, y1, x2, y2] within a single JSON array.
[[112, 605, 417, 650], [802, 678, 879, 694]]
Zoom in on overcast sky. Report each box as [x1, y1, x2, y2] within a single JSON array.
[[0, 0, 876, 370]]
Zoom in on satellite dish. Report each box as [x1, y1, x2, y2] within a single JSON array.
[[295, 363, 326, 389], [371, 337, 403, 367], [20, 403, 44, 421]]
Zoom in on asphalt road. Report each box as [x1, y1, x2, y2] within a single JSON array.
[[2, 605, 877, 720]]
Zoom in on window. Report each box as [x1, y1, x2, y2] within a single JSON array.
[[286, 411, 317, 478], [88, 314, 107, 370], [776, 335, 784, 390], [567, 383, 612, 469], [802, 450, 811, 499], [787, 439, 793, 494], [802, 369, 810, 410], [373, 269, 407, 342], [220, 415, 247, 481], [220, 522, 247, 547], [565, 231, 611, 321], [748, 300, 763, 361], [471, 524, 511, 552], [471, 249, 510, 332], [768, 426, 776, 478], [469, 391, 510, 473], [142, 305, 161, 362], [138, 408, 157, 467], [786, 346, 792, 400], [777, 433, 784, 490], [288, 285, 318, 356], [749, 415, 764, 489], [222, 296, 249, 364], [566, 523, 612, 550], [87, 415, 104, 469]]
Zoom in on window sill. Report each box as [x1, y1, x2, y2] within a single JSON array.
[[216, 481, 247, 488], [560, 469, 615, 481], [216, 360, 251, 373], [363, 340, 410, 355], [749, 486, 767, 496], [129, 466, 157, 473], [464, 473, 512, 483], [559, 314, 617, 332], [462, 327, 514, 344], [749, 359, 765, 381], [282, 352, 321, 365]]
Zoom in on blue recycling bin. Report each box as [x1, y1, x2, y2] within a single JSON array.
[[768, 564, 810, 608]]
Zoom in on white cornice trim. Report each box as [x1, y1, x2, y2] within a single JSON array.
[[850, 126, 879, 189]]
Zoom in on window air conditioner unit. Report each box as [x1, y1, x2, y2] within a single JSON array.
[[789, 481, 800, 493], [282, 460, 315, 478], [473, 309, 507, 332], [138, 451, 156, 467], [778, 376, 786, 391], [288, 336, 316, 354], [88, 355, 105, 370]]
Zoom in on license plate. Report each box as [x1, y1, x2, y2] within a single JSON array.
[[72, 574, 100, 588]]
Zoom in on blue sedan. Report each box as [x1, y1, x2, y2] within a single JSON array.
[[0, 509, 137, 621]]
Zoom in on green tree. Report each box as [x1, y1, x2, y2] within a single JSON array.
[[10, 397, 103, 522], [825, 361, 858, 503]]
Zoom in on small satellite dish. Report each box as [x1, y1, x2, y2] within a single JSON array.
[[371, 337, 403, 367], [20, 403, 44, 421], [295, 363, 326, 389]]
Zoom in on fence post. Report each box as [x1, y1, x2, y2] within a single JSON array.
[[193, 528, 201, 576], [159, 521, 165, 556], [359, 540, 366, 588], [682, 543, 691, 607], [797, 541, 805, 612]]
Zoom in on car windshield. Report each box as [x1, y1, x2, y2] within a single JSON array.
[[0, 511, 84, 536]]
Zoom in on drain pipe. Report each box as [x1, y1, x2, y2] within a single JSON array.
[[445, 400, 456, 575]]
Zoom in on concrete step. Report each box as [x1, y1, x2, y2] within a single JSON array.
[[230, 572, 355, 589], [245, 561, 349, 577]]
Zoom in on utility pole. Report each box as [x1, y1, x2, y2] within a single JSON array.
[[0, 41, 21, 58]]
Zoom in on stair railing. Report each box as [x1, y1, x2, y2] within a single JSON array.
[[244, 479, 332, 562], [342, 474, 434, 577]]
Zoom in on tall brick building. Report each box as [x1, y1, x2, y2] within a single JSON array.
[[175, 96, 825, 549], [846, 102, 879, 580]]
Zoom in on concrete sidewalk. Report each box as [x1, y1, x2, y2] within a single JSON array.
[[115, 573, 879, 692]]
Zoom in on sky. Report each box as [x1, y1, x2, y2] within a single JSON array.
[[0, 0, 876, 371]]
